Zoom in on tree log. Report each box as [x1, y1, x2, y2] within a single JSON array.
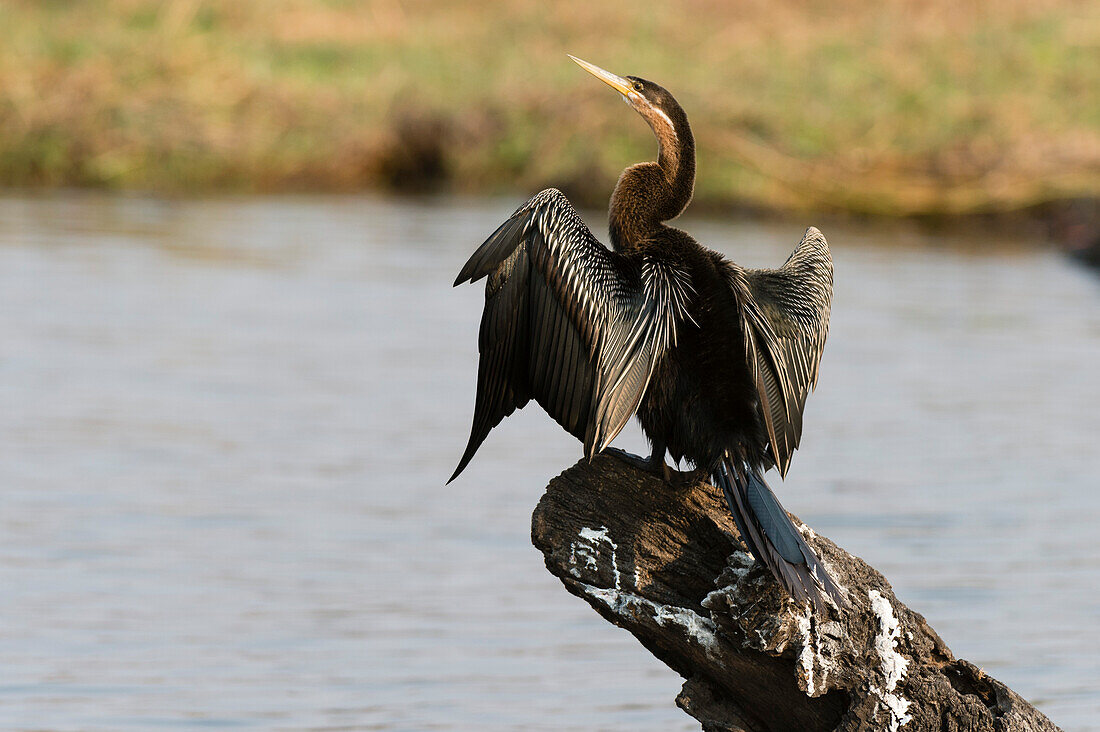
[[530, 455, 1062, 732]]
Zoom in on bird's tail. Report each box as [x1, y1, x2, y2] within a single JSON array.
[[714, 455, 847, 609]]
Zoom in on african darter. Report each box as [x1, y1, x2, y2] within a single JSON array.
[[450, 56, 843, 608]]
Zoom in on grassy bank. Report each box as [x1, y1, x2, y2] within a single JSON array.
[[2, 0, 1098, 218]]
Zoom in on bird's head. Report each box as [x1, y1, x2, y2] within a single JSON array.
[[568, 55, 689, 153]]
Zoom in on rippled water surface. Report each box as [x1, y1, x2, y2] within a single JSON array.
[[0, 193, 1097, 731]]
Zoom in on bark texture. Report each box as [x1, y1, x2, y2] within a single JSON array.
[[531, 455, 1062, 732]]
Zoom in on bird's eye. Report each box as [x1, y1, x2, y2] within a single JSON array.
[[633, 82, 644, 92]]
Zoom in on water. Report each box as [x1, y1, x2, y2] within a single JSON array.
[[0, 192, 1097, 731]]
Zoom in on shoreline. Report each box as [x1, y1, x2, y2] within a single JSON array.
[[3, 182, 1096, 253], [3, 1, 1096, 247]]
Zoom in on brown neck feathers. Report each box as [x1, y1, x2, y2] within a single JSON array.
[[608, 102, 695, 249]]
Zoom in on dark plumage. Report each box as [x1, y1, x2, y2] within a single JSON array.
[[450, 57, 844, 608]]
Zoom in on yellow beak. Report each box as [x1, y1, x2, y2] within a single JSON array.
[[568, 55, 635, 98]]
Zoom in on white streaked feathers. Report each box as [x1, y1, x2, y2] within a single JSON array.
[[451, 188, 699, 476], [733, 226, 833, 476]]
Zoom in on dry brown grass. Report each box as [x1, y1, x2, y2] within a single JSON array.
[[1, 0, 1098, 217]]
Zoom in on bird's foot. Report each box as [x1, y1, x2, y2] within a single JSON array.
[[678, 466, 709, 485], [603, 447, 676, 483], [603, 446, 653, 471]]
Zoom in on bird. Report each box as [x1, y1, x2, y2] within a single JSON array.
[[449, 55, 844, 609]]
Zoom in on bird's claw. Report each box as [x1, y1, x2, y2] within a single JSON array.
[[603, 447, 652, 470], [604, 447, 692, 484]]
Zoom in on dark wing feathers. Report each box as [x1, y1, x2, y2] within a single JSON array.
[[450, 189, 690, 482], [453, 212, 530, 286], [464, 246, 531, 459], [736, 227, 833, 477]]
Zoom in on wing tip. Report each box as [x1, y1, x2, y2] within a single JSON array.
[[799, 226, 831, 262], [802, 225, 827, 243], [454, 261, 491, 287], [448, 428, 488, 485], [798, 226, 829, 255], [446, 459, 467, 485]]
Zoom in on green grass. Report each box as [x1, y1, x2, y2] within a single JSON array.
[[0, 0, 1097, 217]]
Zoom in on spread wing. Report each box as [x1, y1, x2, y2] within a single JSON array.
[[449, 188, 693, 482], [737, 227, 833, 477]]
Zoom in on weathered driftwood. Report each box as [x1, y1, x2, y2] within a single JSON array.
[[531, 455, 1062, 732]]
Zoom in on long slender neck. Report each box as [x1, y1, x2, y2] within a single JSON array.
[[609, 107, 695, 249]]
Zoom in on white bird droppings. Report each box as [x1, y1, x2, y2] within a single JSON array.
[[583, 583, 721, 657], [568, 526, 720, 658], [796, 608, 832, 697], [572, 526, 622, 589], [797, 611, 817, 696], [868, 590, 912, 730]]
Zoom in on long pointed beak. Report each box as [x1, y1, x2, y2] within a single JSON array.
[[568, 55, 635, 99]]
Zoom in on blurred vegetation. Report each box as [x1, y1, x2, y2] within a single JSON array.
[[1, 0, 1098, 218]]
